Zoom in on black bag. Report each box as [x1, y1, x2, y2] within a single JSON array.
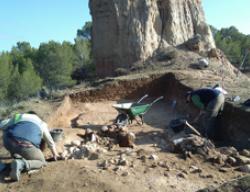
[[169, 118, 186, 133]]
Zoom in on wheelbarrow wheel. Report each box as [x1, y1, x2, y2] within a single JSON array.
[[115, 113, 129, 128]]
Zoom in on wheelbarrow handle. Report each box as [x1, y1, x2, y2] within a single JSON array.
[[150, 96, 164, 105], [137, 94, 149, 103]]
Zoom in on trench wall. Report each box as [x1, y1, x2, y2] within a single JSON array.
[[69, 73, 250, 149]]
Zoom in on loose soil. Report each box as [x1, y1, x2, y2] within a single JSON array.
[[0, 99, 246, 192], [0, 58, 250, 191]]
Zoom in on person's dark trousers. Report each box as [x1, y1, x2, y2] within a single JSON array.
[[3, 133, 47, 170], [203, 93, 225, 139]]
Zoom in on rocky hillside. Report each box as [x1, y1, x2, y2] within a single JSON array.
[[89, 0, 215, 77]]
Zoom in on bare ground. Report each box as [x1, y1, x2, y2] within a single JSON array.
[[0, 99, 246, 192], [1, 52, 249, 191]]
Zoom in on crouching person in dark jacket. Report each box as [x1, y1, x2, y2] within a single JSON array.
[[0, 112, 58, 181], [186, 88, 225, 139]]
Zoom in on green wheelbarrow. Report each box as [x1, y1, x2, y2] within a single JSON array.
[[113, 95, 164, 127]]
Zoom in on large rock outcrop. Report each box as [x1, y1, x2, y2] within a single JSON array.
[[89, 0, 215, 77]]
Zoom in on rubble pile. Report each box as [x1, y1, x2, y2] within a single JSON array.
[[168, 131, 250, 173], [60, 141, 107, 160], [60, 125, 136, 161], [99, 125, 136, 148]]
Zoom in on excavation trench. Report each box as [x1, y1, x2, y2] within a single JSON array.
[[63, 72, 250, 149], [1, 72, 249, 192]]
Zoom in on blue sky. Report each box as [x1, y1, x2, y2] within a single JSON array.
[[0, 0, 91, 52], [202, 0, 250, 35], [0, 0, 249, 52]]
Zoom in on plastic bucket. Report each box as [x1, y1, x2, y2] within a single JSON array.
[[50, 128, 64, 142]]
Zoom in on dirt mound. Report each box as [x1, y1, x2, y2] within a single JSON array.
[[47, 96, 75, 128]]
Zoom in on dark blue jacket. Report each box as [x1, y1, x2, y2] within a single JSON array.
[[191, 88, 220, 109]]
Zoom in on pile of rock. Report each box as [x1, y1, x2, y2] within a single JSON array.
[[100, 125, 136, 148], [170, 134, 250, 173], [59, 123, 137, 161], [60, 140, 107, 160], [172, 134, 215, 158]]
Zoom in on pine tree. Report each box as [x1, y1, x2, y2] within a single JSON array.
[[0, 53, 12, 100]]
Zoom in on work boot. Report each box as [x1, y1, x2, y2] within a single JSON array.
[[10, 159, 26, 181]]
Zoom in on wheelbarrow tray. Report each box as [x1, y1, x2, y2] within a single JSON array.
[[113, 95, 164, 126], [113, 102, 150, 117]]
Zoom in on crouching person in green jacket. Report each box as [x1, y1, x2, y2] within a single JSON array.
[[0, 111, 58, 181], [186, 88, 225, 139]]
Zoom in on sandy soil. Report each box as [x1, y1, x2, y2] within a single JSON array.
[[0, 99, 245, 192]]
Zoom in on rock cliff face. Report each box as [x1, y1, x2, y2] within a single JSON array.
[[89, 0, 215, 77]]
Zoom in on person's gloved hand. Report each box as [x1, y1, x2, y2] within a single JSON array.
[[53, 153, 60, 161]]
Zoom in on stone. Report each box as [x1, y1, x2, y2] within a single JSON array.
[[140, 155, 147, 163], [72, 148, 86, 159], [101, 125, 109, 132], [61, 150, 69, 159], [149, 154, 159, 161], [113, 166, 121, 172], [71, 140, 82, 147], [237, 165, 250, 173], [197, 58, 209, 69], [122, 148, 136, 157], [151, 162, 158, 168], [88, 152, 99, 160], [189, 166, 202, 174], [68, 146, 77, 154], [219, 147, 239, 157], [199, 174, 214, 179], [219, 167, 229, 173], [177, 172, 187, 179], [208, 48, 220, 58], [96, 148, 107, 154], [136, 149, 146, 156], [86, 128, 93, 135], [90, 134, 97, 142], [226, 156, 237, 165], [121, 171, 129, 177], [164, 171, 169, 177], [235, 155, 250, 165], [240, 149, 250, 158], [158, 161, 169, 169], [27, 170, 40, 175], [119, 159, 129, 166], [99, 160, 110, 170], [89, 0, 215, 77], [118, 132, 135, 148]]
